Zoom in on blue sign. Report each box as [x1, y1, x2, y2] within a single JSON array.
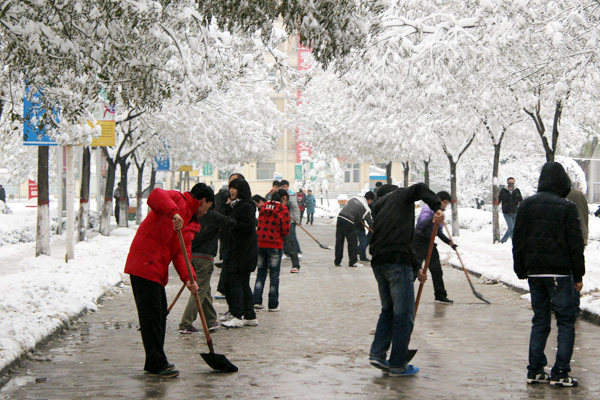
[[23, 86, 58, 146], [155, 156, 170, 171]]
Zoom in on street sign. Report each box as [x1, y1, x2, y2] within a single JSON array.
[[23, 87, 58, 146], [295, 164, 302, 180], [203, 163, 213, 176]]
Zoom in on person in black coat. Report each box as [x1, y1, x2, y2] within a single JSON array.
[[368, 183, 443, 377], [498, 177, 523, 243], [513, 162, 584, 387], [221, 178, 259, 328]]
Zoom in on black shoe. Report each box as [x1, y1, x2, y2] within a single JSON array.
[[435, 297, 454, 304], [147, 368, 180, 378], [360, 258, 371, 262], [527, 371, 550, 384], [550, 375, 578, 387]]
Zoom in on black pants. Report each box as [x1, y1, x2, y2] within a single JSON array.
[[114, 200, 120, 224], [335, 218, 357, 266], [225, 272, 256, 320], [412, 236, 448, 300], [130, 275, 170, 373]]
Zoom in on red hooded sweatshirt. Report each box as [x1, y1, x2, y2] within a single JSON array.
[[257, 200, 290, 249], [124, 188, 200, 286]]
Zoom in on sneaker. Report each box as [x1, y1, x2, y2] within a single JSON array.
[[147, 368, 180, 378], [334, 263, 341, 267], [222, 317, 244, 328], [550, 375, 578, 387], [298, 253, 303, 259], [254, 304, 264, 310], [219, 312, 233, 322], [435, 297, 454, 304], [350, 262, 364, 268], [243, 318, 259, 326], [282, 255, 289, 260], [215, 294, 226, 300], [268, 308, 280, 312], [527, 371, 550, 384], [166, 363, 175, 370], [179, 326, 200, 334], [290, 267, 300, 273], [369, 357, 389, 372], [389, 365, 419, 377], [208, 323, 219, 332]]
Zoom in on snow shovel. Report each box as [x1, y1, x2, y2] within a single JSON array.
[[408, 223, 440, 362], [176, 229, 238, 373], [166, 283, 186, 315], [290, 216, 332, 249], [442, 222, 491, 304]]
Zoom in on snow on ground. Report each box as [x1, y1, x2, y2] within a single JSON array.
[[1, 197, 599, 374]]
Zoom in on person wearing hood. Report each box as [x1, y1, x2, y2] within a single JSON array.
[[334, 192, 374, 268], [220, 178, 259, 328], [498, 177, 523, 243], [124, 183, 213, 378], [513, 162, 585, 387]]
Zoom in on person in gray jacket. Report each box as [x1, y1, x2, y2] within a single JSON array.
[[335, 192, 374, 267]]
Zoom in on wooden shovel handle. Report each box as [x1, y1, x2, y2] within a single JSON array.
[[166, 283, 186, 315], [176, 228, 215, 353], [415, 222, 439, 317]]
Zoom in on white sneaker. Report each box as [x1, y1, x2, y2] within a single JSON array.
[[350, 262, 364, 268], [219, 312, 233, 322], [282, 255, 289, 260], [298, 253, 303, 259], [268, 308, 280, 312], [243, 318, 259, 326], [222, 317, 244, 328]]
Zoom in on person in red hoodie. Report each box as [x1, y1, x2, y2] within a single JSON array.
[[252, 189, 291, 311], [124, 183, 213, 378]]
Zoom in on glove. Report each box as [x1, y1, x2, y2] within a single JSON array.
[[451, 243, 458, 250]]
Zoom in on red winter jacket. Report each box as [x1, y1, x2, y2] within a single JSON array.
[[257, 200, 290, 249], [124, 188, 200, 286]]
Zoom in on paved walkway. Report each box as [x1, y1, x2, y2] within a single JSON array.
[[1, 221, 599, 399]]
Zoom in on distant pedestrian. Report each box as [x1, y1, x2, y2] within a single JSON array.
[[368, 183, 443, 377], [566, 187, 589, 317], [221, 178, 259, 328], [498, 177, 523, 243], [0, 184, 5, 203], [124, 183, 213, 378], [114, 182, 122, 224], [374, 181, 382, 196], [297, 189, 306, 224], [178, 204, 236, 334], [304, 189, 316, 225], [412, 191, 456, 304], [253, 189, 290, 312], [513, 162, 585, 387], [334, 192, 374, 267]]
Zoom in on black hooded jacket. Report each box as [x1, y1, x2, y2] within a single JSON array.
[[512, 162, 585, 282], [227, 179, 258, 274]]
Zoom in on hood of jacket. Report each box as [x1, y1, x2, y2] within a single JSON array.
[[537, 162, 571, 198]]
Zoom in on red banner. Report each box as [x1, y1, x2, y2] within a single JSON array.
[[28, 179, 38, 200]]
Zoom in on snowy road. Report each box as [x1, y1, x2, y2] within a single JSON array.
[[1, 221, 599, 399]]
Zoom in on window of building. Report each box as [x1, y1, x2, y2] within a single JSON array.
[[218, 170, 233, 180], [257, 163, 276, 180], [344, 163, 361, 183]]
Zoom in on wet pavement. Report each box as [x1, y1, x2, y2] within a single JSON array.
[[1, 220, 599, 399]]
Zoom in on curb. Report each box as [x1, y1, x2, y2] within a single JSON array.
[[0, 281, 124, 386]]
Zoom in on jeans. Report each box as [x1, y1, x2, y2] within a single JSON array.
[[179, 257, 217, 329], [253, 248, 282, 309], [370, 263, 415, 371], [291, 223, 302, 253], [501, 213, 516, 243], [307, 212, 314, 224], [528, 277, 576, 378], [335, 218, 357, 266], [356, 228, 369, 261]]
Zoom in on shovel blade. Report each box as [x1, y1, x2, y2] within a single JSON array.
[[474, 290, 491, 304], [407, 349, 418, 362], [201, 352, 238, 373]]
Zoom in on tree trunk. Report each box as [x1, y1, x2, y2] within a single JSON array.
[[423, 159, 430, 187], [78, 147, 91, 242], [402, 161, 410, 188], [118, 160, 130, 227], [149, 164, 156, 192], [36, 146, 50, 256], [492, 144, 501, 243], [386, 162, 392, 184], [136, 160, 145, 225], [100, 161, 116, 236], [448, 156, 459, 237]]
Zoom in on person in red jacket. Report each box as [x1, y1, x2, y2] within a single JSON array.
[[124, 183, 213, 378], [253, 189, 291, 311]]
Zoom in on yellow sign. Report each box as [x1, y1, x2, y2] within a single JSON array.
[[89, 120, 116, 146], [189, 170, 199, 177], [178, 165, 194, 172]]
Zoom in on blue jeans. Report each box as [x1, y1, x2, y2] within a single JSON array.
[[370, 263, 415, 372], [356, 228, 369, 261], [253, 248, 282, 309], [501, 213, 516, 243], [528, 277, 576, 378]]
